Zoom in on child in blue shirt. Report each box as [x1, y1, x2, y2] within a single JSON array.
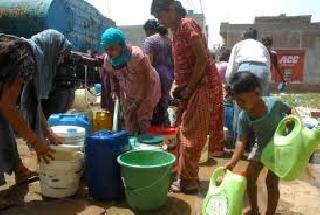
[[225, 71, 291, 215]]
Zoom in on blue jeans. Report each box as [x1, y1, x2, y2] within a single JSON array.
[[238, 63, 270, 96]]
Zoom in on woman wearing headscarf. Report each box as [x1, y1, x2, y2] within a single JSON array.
[[143, 19, 174, 126], [101, 28, 161, 134], [0, 33, 58, 190], [151, 0, 223, 193], [21, 29, 72, 141]]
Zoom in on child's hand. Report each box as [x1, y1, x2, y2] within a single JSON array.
[[224, 161, 236, 171]]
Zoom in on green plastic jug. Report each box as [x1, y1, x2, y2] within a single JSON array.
[[202, 167, 246, 215], [261, 115, 320, 181]]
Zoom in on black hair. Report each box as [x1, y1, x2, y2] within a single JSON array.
[[144, 19, 168, 37], [226, 71, 261, 96], [243, 28, 257, 40], [144, 19, 159, 33], [219, 50, 231, 62], [151, 0, 186, 18], [157, 25, 168, 36], [261, 37, 273, 47]]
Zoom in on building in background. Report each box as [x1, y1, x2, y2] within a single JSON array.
[[119, 10, 209, 48], [0, 0, 115, 52], [187, 10, 209, 44], [118, 25, 146, 48], [220, 15, 320, 84]]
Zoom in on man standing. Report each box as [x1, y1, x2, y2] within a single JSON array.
[[226, 28, 270, 96]]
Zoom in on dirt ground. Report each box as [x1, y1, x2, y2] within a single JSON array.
[[1, 139, 320, 215]]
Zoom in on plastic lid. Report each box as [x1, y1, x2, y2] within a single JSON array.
[[50, 144, 83, 151], [147, 127, 177, 135], [138, 135, 164, 144], [51, 126, 85, 137]]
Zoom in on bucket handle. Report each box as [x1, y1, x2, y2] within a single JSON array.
[[122, 166, 172, 193]]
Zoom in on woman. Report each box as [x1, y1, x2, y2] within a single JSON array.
[[143, 19, 174, 126], [0, 33, 59, 190], [216, 49, 230, 85], [151, 0, 223, 192], [101, 28, 161, 134]]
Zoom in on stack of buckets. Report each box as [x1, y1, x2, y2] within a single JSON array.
[[39, 124, 86, 198], [38, 113, 90, 198], [118, 150, 175, 211], [46, 113, 177, 211], [116, 127, 177, 210]]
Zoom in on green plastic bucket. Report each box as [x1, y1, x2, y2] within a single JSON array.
[[117, 150, 176, 211]]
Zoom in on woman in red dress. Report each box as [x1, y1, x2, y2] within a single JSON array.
[[151, 0, 223, 193]]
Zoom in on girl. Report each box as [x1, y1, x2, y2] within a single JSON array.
[[144, 19, 174, 126]]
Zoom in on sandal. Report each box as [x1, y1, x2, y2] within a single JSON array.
[[170, 179, 182, 193], [170, 179, 199, 194], [243, 207, 261, 215], [15, 169, 39, 185]]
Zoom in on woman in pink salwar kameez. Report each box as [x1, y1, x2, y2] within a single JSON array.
[[101, 28, 161, 134]]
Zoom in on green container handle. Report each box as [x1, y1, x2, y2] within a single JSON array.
[[274, 115, 302, 144], [210, 167, 227, 187]]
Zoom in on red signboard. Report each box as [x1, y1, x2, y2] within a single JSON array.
[[271, 50, 305, 83]]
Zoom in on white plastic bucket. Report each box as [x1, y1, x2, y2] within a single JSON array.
[[39, 149, 84, 198], [51, 126, 85, 148]]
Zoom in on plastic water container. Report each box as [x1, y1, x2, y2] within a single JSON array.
[[223, 101, 235, 149], [118, 150, 176, 211], [38, 146, 84, 198], [202, 167, 246, 215], [94, 84, 102, 94], [223, 127, 228, 141], [85, 130, 129, 201], [199, 135, 210, 164], [48, 113, 90, 136], [167, 106, 178, 127], [135, 135, 166, 150], [91, 110, 112, 132], [147, 127, 177, 150], [51, 126, 86, 148], [261, 115, 320, 181], [74, 88, 97, 111]]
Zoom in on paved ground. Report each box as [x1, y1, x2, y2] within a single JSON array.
[[0, 140, 320, 215]]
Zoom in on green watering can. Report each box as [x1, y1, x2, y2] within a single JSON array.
[[202, 167, 246, 215], [261, 115, 320, 181]]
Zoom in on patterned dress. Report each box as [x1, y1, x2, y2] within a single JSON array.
[[172, 18, 223, 185], [104, 46, 161, 134]]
